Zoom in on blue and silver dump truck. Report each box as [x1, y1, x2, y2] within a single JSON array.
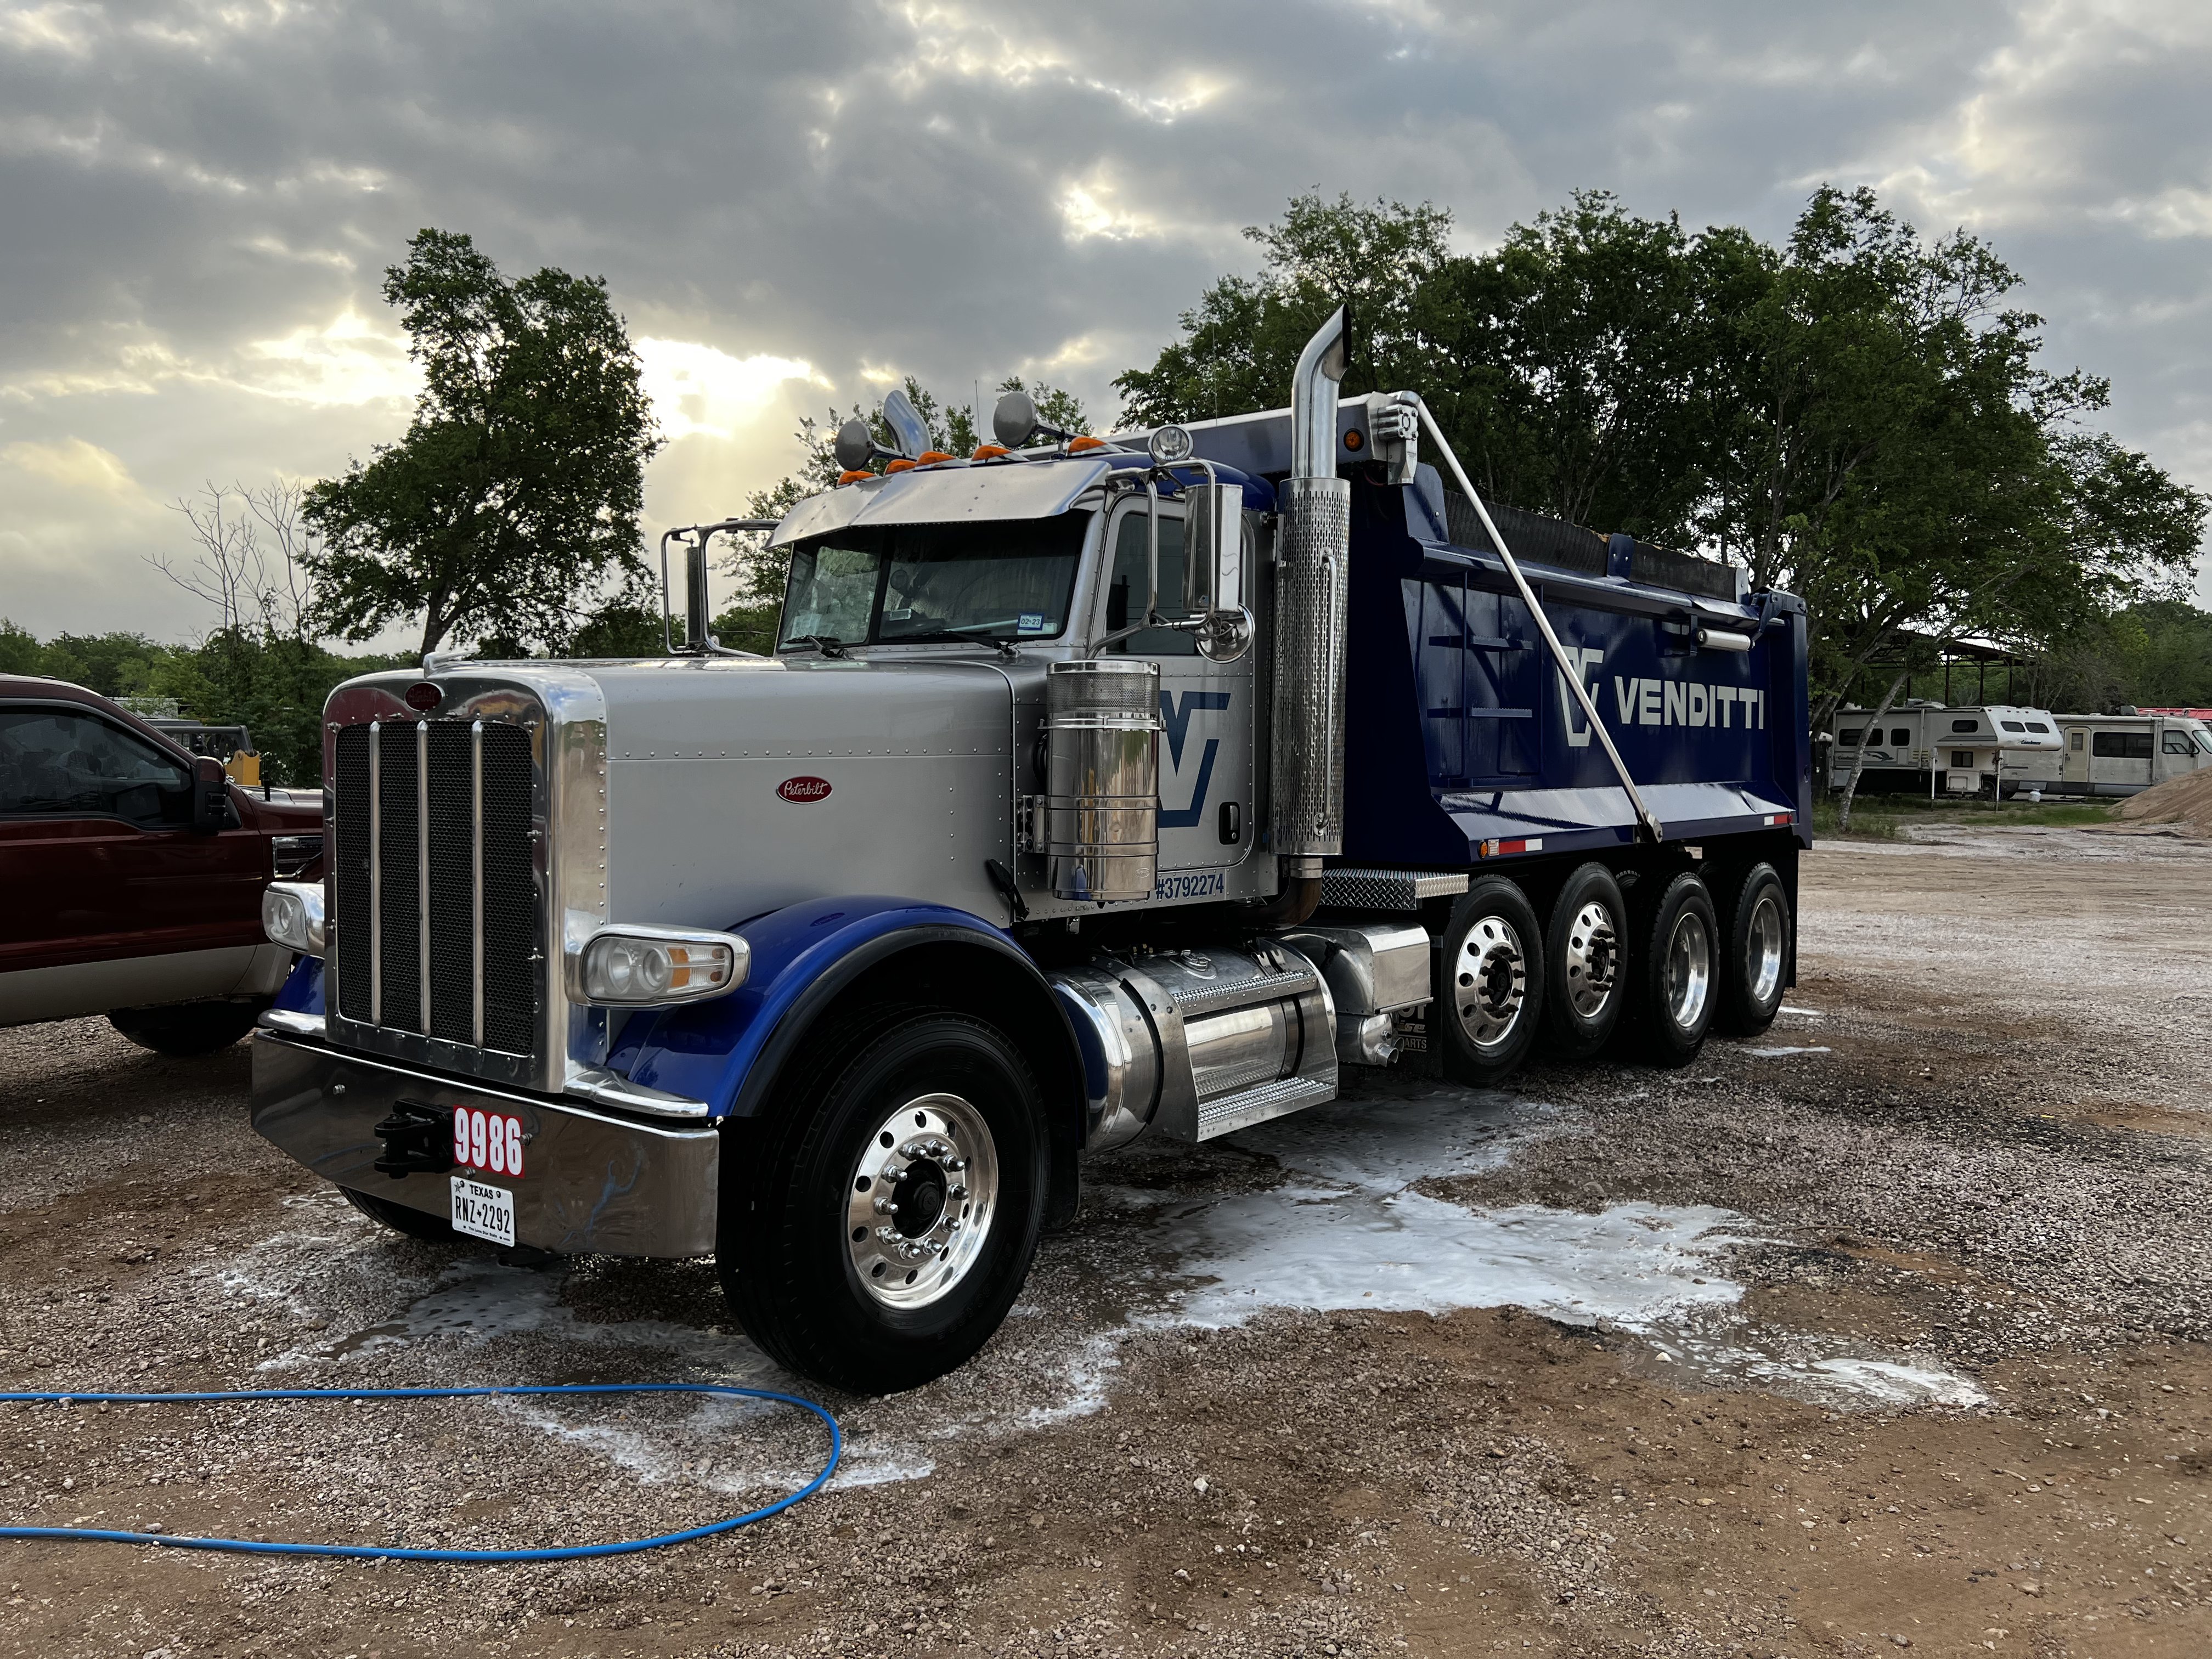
[[251, 311, 1810, 1391]]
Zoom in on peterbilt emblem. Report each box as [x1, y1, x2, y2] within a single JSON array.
[[777, 776, 832, 803], [404, 681, 441, 712]]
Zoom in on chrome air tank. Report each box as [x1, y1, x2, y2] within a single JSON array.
[[1042, 658, 1161, 902]]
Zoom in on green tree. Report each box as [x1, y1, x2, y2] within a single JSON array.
[[1119, 187, 2207, 742], [1413, 192, 1762, 541], [302, 229, 662, 656], [1114, 193, 1451, 427]]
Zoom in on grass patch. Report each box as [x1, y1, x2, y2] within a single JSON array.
[[1811, 793, 2121, 838], [1811, 797, 1898, 839]]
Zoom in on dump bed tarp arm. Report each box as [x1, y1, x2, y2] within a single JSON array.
[[1410, 396, 1666, 845]]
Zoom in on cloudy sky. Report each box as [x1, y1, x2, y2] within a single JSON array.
[[4, 0, 2210, 644]]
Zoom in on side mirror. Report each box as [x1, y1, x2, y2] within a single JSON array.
[[190, 756, 231, 834], [1183, 482, 1254, 663]]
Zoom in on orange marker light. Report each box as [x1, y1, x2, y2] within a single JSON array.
[[1066, 435, 1106, 453], [883, 459, 917, 473], [1343, 428, 1364, 452], [971, 443, 1011, 461], [916, 450, 955, 465], [837, 469, 873, 485]]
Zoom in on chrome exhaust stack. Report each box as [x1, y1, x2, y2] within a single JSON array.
[[1268, 307, 1352, 908]]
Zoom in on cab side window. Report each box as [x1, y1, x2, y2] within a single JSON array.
[[2162, 731, 2195, 756], [1103, 511, 1196, 656], [0, 709, 194, 829]]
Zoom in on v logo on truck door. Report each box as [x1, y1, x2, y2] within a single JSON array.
[[1159, 690, 1232, 829]]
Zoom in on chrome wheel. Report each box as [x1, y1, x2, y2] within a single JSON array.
[[1663, 909, 1713, 1031], [845, 1092, 998, 1310], [1453, 915, 1527, 1051], [1744, 893, 1785, 1005], [1562, 900, 1620, 1019]]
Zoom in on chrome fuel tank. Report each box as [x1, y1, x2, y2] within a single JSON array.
[[1042, 659, 1161, 903]]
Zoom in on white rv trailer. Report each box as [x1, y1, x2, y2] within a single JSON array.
[[2049, 711, 2212, 796], [1828, 703, 2064, 797]]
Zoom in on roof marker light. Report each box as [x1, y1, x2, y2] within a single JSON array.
[[970, 443, 1011, 461], [915, 450, 955, 465], [883, 459, 917, 473], [1066, 435, 1106, 453], [837, 469, 872, 486]]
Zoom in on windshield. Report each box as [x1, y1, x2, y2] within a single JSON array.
[[781, 514, 1092, 648]]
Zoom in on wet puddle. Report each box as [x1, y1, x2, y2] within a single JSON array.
[[228, 1075, 1984, 1494]]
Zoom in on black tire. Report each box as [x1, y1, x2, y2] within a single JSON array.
[[718, 1011, 1048, 1395], [1714, 862, 1791, 1037], [108, 998, 266, 1057], [1538, 862, 1628, 1060], [1434, 877, 1546, 1088], [1615, 871, 1719, 1067], [340, 1183, 461, 1244]]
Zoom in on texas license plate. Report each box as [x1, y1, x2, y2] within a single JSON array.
[[449, 1176, 515, 1246]]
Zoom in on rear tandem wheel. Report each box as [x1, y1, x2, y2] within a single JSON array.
[[1614, 870, 1719, 1068], [1434, 877, 1547, 1088]]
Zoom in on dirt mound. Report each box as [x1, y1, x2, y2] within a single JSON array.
[[2115, 765, 2212, 835]]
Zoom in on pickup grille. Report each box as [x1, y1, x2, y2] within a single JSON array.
[[331, 720, 537, 1057]]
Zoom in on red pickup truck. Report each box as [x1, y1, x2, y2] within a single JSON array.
[[0, 675, 324, 1054]]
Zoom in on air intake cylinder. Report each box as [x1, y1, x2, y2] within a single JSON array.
[[1043, 658, 1162, 902], [1269, 307, 1352, 870]]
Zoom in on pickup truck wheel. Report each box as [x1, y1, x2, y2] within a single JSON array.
[[1714, 862, 1791, 1037], [340, 1184, 460, 1244], [1435, 877, 1545, 1088], [719, 1011, 1048, 1395], [1616, 871, 1718, 1066], [108, 998, 266, 1057], [1538, 862, 1626, 1059]]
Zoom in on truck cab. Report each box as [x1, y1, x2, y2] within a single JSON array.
[[250, 314, 1812, 1391]]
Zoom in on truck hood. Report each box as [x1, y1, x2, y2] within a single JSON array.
[[586, 653, 1019, 928]]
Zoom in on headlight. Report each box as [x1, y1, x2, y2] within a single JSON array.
[[262, 882, 326, 956], [571, 926, 749, 1006]]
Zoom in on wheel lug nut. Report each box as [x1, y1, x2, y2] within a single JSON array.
[[874, 1197, 899, 1214]]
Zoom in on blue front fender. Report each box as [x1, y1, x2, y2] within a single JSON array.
[[605, 896, 1026, 1119]]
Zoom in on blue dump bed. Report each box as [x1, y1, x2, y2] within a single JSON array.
[[1339, 466, 1810, 866]]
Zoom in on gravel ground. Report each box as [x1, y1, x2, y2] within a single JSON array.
[[3, 827, 2208, 1658]]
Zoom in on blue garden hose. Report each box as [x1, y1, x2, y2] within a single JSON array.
[[0, 1382, 840, 1562]]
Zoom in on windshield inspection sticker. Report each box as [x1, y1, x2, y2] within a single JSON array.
[[1018, 612, 1048, 634]]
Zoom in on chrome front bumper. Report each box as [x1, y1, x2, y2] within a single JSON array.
[[250, 1031, 719, 1257]]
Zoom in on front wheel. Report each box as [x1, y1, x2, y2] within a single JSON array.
[[719, 1011, 1048, 1394]]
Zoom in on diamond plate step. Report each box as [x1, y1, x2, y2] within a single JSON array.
[[1319, 866, 1469, 912], [1193, 1074, 1338, 1142]]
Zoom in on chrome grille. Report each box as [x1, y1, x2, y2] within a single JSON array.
[[331, 718, 538, 1058]]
